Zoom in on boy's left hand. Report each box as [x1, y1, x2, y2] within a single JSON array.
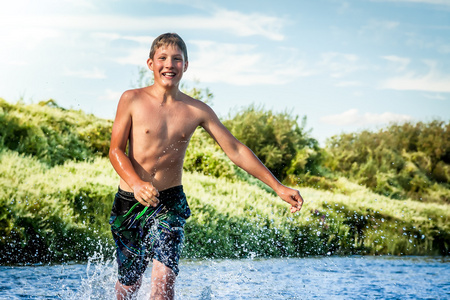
[[277, 186, 304, 213]]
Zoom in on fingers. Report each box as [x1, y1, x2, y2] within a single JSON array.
[[290, 200, 303, 213], [140, 192, 160, 207], [134, 184, 160, 207], [289, 192, 304, 214], [138, 195, 160, 207]]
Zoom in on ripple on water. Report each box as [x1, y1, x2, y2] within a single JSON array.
[[0, 256, 449, 299]]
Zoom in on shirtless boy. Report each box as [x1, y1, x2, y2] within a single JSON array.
[[109, 33, 304, 300]]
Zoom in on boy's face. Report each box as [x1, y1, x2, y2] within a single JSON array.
[[147, 45, 188, 89]]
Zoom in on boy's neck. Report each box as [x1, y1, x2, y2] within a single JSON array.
[[149, 84, 181, 105]]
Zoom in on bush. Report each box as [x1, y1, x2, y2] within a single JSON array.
[[0, 98, 112, 166], [324, 121, 450, 202], [223, 105, 322, 181], [0, 98, 448, 263]]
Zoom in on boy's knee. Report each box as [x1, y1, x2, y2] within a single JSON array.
[[151, 259, 176, 297], [151, 279, 175, 300]]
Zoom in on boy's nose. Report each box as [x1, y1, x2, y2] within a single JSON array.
[[165, 59, 174, 68]]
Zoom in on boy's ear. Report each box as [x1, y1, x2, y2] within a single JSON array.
[[147, 58, 154, 71], [184, 61, 188, 72]]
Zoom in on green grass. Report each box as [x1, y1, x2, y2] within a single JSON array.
[[0, 150, 115, 263], [0, 98, 448, 263], [183, 173, 449, 257], [0, 98, 112, 166], [1, 149, 448, 264]]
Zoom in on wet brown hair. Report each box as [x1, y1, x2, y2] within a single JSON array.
[[149, 33, 188, 62]]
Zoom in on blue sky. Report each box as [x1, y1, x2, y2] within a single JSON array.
[[1, 0, 449, 144]]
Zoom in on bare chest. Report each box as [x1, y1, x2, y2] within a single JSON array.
[[131, 104, 198, 145]]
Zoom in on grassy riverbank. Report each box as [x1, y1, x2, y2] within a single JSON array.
[[0, 98, 448, 263], [1, 150, 448, 264]]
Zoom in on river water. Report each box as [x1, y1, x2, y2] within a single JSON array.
[[0, 256, 448, 299]]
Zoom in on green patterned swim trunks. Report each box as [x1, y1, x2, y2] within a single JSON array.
[[109, 186, 190, 286]]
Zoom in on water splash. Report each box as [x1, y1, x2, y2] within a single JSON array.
[[63, 251, 117, 299], [2, 256, 449, 299]]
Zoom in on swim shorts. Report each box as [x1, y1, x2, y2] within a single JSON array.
[[109, 185, 191, 286]]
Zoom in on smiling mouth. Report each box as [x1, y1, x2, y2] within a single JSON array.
[[162, 72, 176, 77]]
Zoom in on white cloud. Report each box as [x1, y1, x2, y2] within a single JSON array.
[[0, 25, 60, 68], [335, 81, 362, 87], [370, 20, 400, 30], [438, 44, 450, 54], [91, 33, 154, 45], [60, 0, 96, 9], [0, 23, 61, 65], [113, 39, 315, 85], [0, 0, 96, 15], [380, 60, 450, 93], [357, 19, 400, 42], [183, 41, 313, 86], [359, 19, 400, 34], [63, 67, 106, 79], [382, 55, 411, 72], [422, 93, 447, 100], [99, 89, 123, 102], [337, 1, 351, 13], [320, 52, 361, 78], [0, 5, 286, 73], [1, 9, 284, 41], [116, 47, 150, 66], [210, 8, 285, 41], [374, 0, 450, 5], [89, 33, 154, 65], [0, 13, 61, 66], [320, 109, 412, 126]]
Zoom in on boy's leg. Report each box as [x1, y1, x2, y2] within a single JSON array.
[[150, 259, 176, 300], [115, 278, 142, 300]]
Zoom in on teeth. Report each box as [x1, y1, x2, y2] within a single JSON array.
[[164, 73, 175, 76]]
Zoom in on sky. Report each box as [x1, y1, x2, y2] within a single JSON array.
[[1, 0, 449, 144]]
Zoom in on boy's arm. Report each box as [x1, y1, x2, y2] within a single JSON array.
[[109, 91, 160, 207], [200, 104, 303, 213]]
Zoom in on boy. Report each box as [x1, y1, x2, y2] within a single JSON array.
[[109, 33, 303, 300]]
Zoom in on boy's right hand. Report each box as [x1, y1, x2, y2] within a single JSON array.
[[276, 185, 304, 213], [133, 181, 160, 207]]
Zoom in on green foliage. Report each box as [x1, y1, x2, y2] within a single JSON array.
[[181, 82, 214, 105], [184, 104, 323, 192], [184, 128, 236, 179], [132, 67, 154, 88], [1, 151, 447, 265], [325, 121, 450, 203], [1, 96, 449, 264], [223, 105, 322, 181], [0, 150, 116, 263], [0, 98, 112, 166]]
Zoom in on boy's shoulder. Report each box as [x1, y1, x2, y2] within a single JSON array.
[[179, 92, 216, 115], [117, 87, 155, 109], [179, 91, 205, 105], [120, 87, 148, 102], [118, 87, 213, 118]]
